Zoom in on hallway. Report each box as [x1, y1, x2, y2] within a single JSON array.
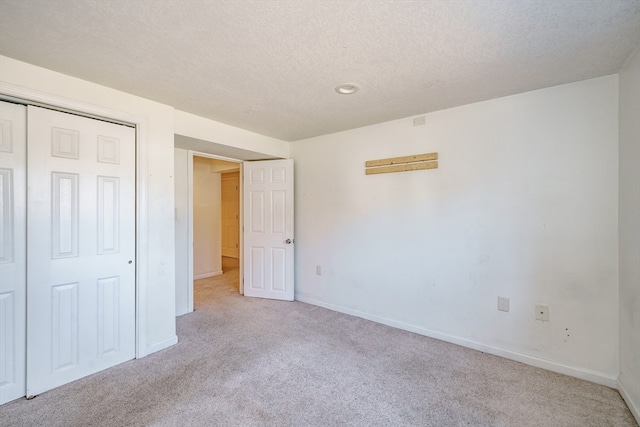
[[193, 256, 240, 308]]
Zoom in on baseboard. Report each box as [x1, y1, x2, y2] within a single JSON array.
[[295, 294, 618, 388], [142, 335, 178, 357], [194, 270, 223, 280], [618, 376, 640, 424]]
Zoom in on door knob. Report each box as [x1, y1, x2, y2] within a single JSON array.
[[285, 239, 293, 244]]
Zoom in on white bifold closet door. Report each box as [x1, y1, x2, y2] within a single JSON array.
[[0, 101, 27, 405], [26, 106, 136, 397]]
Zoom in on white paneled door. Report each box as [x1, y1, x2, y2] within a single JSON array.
[[243, 159, 294, 301], [26, 106, 136, 397], [0, 101, 27, 405]]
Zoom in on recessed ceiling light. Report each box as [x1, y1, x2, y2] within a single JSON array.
[[335, 83, 360, 95]]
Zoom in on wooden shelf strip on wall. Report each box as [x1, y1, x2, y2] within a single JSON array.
[[365, 152, 437, 168], [366, 161, 438, 175], [365, 152, 438, 175]]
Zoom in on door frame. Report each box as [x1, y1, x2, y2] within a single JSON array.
[[0, 81, 152, 358], [186, 150, 244, 312]]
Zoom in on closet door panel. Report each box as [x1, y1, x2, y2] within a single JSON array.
[[26, 106, 136, 397], [0, 101, 26, 405]]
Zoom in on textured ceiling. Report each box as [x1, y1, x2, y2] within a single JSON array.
[[1, 0, 639, 142]]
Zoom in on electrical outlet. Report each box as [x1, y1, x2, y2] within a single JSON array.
[[535, 304, 549, 321], [316, 265, 322, 276], [497, 297, 509, 312]]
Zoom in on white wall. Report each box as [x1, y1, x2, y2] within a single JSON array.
[[291, 75, 620, 385], [193, 157, 223, 279], [0, 55, 177, 355], [618, 45, 640, 420], [175, 110, 289, 159], [174, 148, 190, 316]]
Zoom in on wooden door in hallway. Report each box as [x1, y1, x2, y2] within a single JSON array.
[[221, 170, 239, 259]]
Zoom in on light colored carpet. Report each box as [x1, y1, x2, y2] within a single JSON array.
[[1, 257, 636, 426]]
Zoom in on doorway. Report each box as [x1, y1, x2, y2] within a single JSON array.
[[173, 143, 295, 317], [193, 156, 240, 304], [174, 150, 242, 316]]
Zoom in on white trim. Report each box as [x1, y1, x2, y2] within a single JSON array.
[[187, 150, 195, 313], [618, 377, 640, 424], [0, 82, 137, 126], [238, 162, 244, 295], [0, 81, 157, 359], [194, 271, 224, 280], [135, 119, 151, 358], [296, 293, 619, 388]]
